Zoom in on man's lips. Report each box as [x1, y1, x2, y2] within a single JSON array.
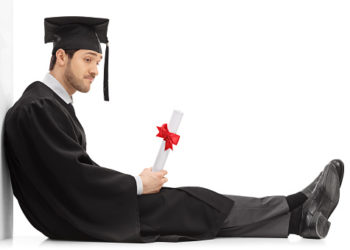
[[85, 77, 94, 82]]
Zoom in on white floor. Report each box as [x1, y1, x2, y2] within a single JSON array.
[[0, 234, 346, 250], [0, 228, 347, 250]]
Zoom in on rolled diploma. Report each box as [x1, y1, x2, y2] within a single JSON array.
[[152, 110, 183, 172]]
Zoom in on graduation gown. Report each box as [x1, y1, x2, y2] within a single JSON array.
[[3, 81, 234, 242]]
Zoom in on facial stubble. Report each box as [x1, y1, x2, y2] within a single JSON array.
[[64, 59, 90, 93]]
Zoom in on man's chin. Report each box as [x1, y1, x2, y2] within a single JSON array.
[[77, 86, 90, 93]]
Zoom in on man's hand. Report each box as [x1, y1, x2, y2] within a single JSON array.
[[139, 167, 168, 194]]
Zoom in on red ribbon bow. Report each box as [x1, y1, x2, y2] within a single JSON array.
[[156, 123, 180, 150]]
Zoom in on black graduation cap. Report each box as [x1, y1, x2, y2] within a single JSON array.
[[44, 16, 110, 101]]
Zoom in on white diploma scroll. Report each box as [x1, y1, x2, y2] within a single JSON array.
[[152, 110, 183, 172]]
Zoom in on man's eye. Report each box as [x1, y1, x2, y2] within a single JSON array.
[[85, 58, 91, 62]]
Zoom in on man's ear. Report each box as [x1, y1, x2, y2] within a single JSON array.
[[55, 49, 67, 67]]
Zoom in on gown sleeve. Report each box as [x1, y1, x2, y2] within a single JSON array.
[[4, 98, 142, 242]]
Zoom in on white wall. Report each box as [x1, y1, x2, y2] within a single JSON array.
[[10, 0, 350, 244], [0, 0, 13, 240]]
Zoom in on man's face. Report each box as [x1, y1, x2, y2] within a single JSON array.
[[63, 49, 103, 93]]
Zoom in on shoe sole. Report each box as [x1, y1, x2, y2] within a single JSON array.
[[324, 162, 343, 219]]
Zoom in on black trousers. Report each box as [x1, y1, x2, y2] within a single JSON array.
[[217, 194, 290, 238], [139, 191, 291, 239]]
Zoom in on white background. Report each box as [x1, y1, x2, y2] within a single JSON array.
[[2, 0, 350, 249], [0, 0, 13, 240]]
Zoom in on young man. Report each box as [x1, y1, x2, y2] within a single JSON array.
[[3, 16, 344, 243]]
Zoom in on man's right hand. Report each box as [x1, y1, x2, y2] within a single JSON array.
[[139, 167, 168, 194]]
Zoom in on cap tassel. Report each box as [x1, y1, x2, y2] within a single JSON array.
[[103, 42, 109, 101]]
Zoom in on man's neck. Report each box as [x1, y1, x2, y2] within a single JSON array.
[[49, 71, 76, 96]]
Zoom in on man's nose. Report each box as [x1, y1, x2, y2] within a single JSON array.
[[89, 65, 98, 77]]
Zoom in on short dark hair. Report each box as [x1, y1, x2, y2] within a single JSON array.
[[49, 49, 79, 71]]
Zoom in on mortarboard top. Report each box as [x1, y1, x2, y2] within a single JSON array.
[[44, 16, 110, 101]]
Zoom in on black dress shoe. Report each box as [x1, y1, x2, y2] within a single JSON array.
[[330, 159, 344, 186], [299, 162, 342, 239], [317, 161, 343, 219], [299, 210, 331, 239], [301, 171, 322, 198], [301, 159, 344, 199]]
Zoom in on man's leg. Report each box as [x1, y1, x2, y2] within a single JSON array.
[[217, 159, 344, 239], [217, 194, 291, 238]]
